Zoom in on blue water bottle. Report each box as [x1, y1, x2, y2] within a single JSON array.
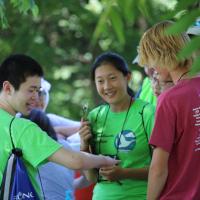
[[65, 190, 72, 200]]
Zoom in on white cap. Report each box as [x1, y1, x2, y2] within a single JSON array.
[[41, 78, 51, 110], [187, 17, 200, 36], [132, 54, 139, 64], [41, 78, 51, 92]]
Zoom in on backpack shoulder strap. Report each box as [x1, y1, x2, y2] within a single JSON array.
[[9, 117, 16, 149]]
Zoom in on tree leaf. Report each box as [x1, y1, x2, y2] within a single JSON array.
[[166, 9, 200, 34], [31, 4, 39, 17], [178, 36, 200, 59], [91, 0, 113, 46], [117, 0, 137, 24], [109, 6, 125, 45], [190, 57, 200, 75], [174, 0, 199, 12]]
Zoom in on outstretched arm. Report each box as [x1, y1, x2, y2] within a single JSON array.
[[48, 147, 119, 171], [79, 120, 99, 182]]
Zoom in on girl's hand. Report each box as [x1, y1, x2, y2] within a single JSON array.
[[99, 165, 123, 181], [79, 120, 92, 151]]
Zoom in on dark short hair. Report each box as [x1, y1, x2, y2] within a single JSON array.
[[91, 52, 134, 97], [0, 54, 43, 91]]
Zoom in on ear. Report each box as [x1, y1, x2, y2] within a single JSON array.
[[2, 81, 14, 95]]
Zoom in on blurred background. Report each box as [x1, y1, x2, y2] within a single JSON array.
[[0, 0, 199, 120]]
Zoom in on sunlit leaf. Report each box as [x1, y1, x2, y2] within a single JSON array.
[[138, 0, 152, 21], [31, 4, 39, 17], [166, 9, 200, 34], [117, 0, 137, 24], [109, 6, 125, 45], [190, 57, 200, 75], [0, 2, 8, 29], [178, 36, 200, 59], [161, 0, 197, 20], [174, 0, 199, 12], [91, 0, 113, 46]]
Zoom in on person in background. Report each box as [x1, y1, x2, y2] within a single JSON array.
[[151, 71, 174, 97], [139, 20, 200, 199], [35, 78, 81, 141], [36, 78, 94, 200], [23, 109, 91, 200], [187, 17, 200, 36], [133, 55, 157, 106], [0, 54, 119, 199], [79, 52, 155, 200]]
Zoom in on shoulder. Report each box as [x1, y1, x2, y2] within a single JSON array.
[[88, 104, 109, 123], [89, 104, 108, 116], [13, 117, 38, 130], [11, 117, 49, 144]]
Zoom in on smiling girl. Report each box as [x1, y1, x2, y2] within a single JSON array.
[[79, 52, 155, 200]]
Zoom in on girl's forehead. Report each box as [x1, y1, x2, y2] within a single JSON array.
[[95, 64, 122, 75]]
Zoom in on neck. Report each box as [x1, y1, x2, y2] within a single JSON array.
[[0, 97, 16, 116], [110, 95, 132, 112], [170, 67, 190, 84]]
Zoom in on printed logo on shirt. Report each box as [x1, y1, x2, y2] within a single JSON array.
[[193, 106, 200, 152], [13, 192, 35, 200], [115, 130, 136, 152]]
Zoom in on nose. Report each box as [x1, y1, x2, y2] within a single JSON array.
[[104, 79, 112, 90]]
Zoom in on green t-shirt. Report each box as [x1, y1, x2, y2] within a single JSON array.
[[0, 109, 61, 199], [139, 77, 157, 106], [89, 99, 155, 200]]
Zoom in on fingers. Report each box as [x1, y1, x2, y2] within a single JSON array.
[[100, 166, 114, 171], [79, 122, 92, 141], [101, 155, 120, 166], [99, 166, 116, 181], [99, 165, 122, 182], [79, 121, 92, 151]]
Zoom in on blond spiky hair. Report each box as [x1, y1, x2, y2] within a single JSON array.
[[139, 20, 192, 70]]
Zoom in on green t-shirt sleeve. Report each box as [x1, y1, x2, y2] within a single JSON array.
[[143, 103, 155, 140], [14, 119, 61, 168]]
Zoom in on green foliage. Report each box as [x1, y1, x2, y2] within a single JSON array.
[[109, 6, 125, 45], [191, 57, 200, 75], [166, 10, 200, 34], [0, 0, 199, 119], [10, 0, 38, 15], [178, 37, 200, 59], [0, 0, 38, 28]]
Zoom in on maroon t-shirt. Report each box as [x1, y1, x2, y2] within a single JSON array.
[[150, 77, 200, 199]]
